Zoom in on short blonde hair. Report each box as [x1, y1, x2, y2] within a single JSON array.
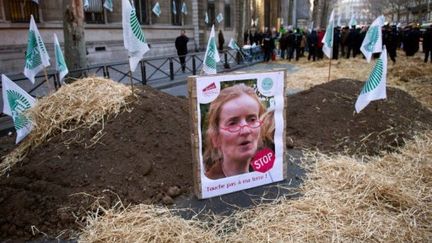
[[203, 83, 266, 171]]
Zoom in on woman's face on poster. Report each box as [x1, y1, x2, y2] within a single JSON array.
[[216, 94, 261, 163]]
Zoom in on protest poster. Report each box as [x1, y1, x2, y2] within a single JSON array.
[[188, 71, 286, 199]]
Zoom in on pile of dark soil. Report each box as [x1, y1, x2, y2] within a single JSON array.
[[286, 79, 432, 155], [0, 79, 431, 240]]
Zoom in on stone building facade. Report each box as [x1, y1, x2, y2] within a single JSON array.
[[0, 0, 310, 75]]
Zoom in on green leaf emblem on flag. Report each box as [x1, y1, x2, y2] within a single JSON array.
[[361, 58, 383, 94], [325, 25, 333, 47], [365, 26, 379, 52], [25, 30, 42, 70], [205, 37, 217, 69], [55, 44, 67, 72], [6, 90, 32, 130], [130, 9, 146, 43]]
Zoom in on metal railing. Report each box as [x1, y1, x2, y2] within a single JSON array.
[[0, 47, 264, 131]]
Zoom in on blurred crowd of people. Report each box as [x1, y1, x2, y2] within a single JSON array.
[[241, 23, 432, 64]]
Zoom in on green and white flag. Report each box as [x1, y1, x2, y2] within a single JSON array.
[[349, 15, 357, 28], [205, 11, 209, 24], [216, 13, 223, 23], [104, 0, 113, 12], [24, 15, 50, 84], [152, 2, 161, 17], [355, 47, 387, 113], [360, 15, 384, 63], [181, 2, 187, 15], [321, 9, 334, 59], [228, 38, 240, 50], [2, 74, 36, 144], [182, 2, 187, 15], [53, 33, 69, 83], [172, 1, 177, 15], [202, 25, 220, 75], [122, 0, 150, 72], [83, 0, 89, 11]]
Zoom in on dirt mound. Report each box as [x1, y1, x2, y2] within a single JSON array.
[[0, 79, 431, 240], [286, 79, 432, 155]]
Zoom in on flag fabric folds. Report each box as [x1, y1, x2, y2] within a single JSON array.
[[32, 0, 39, 4], [172, 1, 177, 15], [103, 0, 113, 12], [83, 0, 89, 11], [216, 13, 223, 23], [321, 10, 334, 59], [355, 47, 387, 113], [228, 38, 240, 50], [205, 12, 209, 24], [2, 74, 36, 143], [24, 15, 50, 84], [360, 15, 385, 63], [122, 0, 150, 72], [53, 33, 69, 83], [152, 2, 161, 17], [349, 15, 357, 28], [337, 15, 341, 27], [202, 25, 220, 75], [181, 2, 187, 15]]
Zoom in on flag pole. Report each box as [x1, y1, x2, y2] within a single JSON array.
[[128, 70, 135, 94], [327, 57, 332, 81], [43, 67, 55, 92]]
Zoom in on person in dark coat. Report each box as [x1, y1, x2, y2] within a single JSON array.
[[423, 26, 432, 63], [279, 32, 288, 59], [383, 25, 399, 63], [332, 27, 340, 59], [307, 30, 318, 61], [218, 29, 225, 51], [175, 30, 189, 72]]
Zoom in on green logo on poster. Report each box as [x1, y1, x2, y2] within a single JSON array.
[[262, 78, 273, 91]]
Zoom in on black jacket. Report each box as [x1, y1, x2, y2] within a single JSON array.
[[175, 35, 189, 55]]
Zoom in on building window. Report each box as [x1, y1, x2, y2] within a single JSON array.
[[84, 0, 105, 24], [134, 0, 149, 24], [224, 0, 231, 28], [5, 0, 39, 23], [207, 0, 215, 26], [171, 0, 181, 25]]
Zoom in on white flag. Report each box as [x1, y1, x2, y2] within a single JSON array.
[[2, 74, 36, 144], [360, 15, 385, 63], [152, 2, 161, 17], [122, 0, 150, 72], [53, 34, 69, 83], [228, 38, 240, 50], [255, 18, 259, 26], [321, 10, 334, 59], [24, 15, 50, 84], [349, 15, 357, 28], [251, 18, 255, 26], [205, 12, 209, 24], [337, 15, 341, 27], [216, 13, 223, 23], [83, 0, 89, 11], [355, 47, 387, 113], [104, 0, 113, 12], [202, 25, 220, 75], [172, 1, 177, 15], [181, 2, 187, 15]]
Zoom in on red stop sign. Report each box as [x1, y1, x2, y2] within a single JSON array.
[[250, 148, 275, 173]]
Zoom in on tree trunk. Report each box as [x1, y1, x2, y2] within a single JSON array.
[[63, 0, 87, 76]]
